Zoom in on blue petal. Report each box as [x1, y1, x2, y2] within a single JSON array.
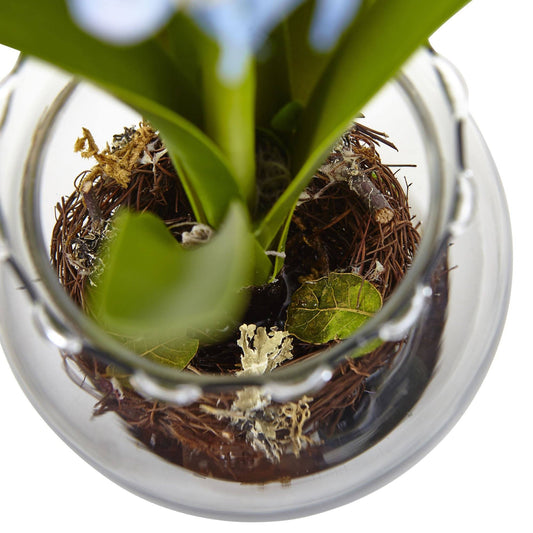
[[310, 0, 362, 51], [243, 0, 305, 48], [191, 0, 304, 82], [67, 0, 175, 45]]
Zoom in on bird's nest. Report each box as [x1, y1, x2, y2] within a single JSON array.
[[51, 122, 423, 482]]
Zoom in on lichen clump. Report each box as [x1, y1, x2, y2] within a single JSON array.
[[202, 324, 312, 462]]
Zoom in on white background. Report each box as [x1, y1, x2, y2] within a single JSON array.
[[0, 1, 531, 531]]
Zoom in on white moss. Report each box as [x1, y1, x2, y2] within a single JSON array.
[[236, 324, 293, 376], [199, 325, 316, 463], [181, 224, 214, 247]]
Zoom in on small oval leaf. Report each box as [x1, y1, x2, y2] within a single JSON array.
[[286, 273, 382, 344], [351, 337, 383, 358], [123, 336, 199, 371]]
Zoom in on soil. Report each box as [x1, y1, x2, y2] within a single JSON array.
[[50, 122, 446, 483]]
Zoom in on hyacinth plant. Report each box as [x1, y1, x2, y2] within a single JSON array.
[[0, 0, 468, 360]]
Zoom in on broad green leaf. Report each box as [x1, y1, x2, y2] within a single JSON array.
[[200, 42, 256, 207], [122, 335, 199, 371], [0, 0, 201, 125], [0, 0, 250, 229], [156, 13, 203, 93], [286, 273, 382, 344], [294, 0, 470, 165], [257, 0, 469, 248], [87, 202, 254, 341], [281, 1, 335, 105], [161, 13, 256, 209], [255, 1, 345, 127]]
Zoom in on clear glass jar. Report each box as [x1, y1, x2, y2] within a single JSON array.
[[0, 48, 512, 520]]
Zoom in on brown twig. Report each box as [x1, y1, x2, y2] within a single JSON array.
[[315, 123, 397, 224]]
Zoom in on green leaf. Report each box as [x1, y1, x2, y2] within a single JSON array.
[[155, 13, 203, 93], [257, 0, 469, 248], [201, 42, 256, 207], [87, 202, 254, 342], [122, 335, 199, 370], [158, 15, 257, 212], [286, 273, 382, 344], [255, 1, 341, 126], [0, 0, 202, 125], [294, 0, 470, 167], [255, 3, 333, 131]]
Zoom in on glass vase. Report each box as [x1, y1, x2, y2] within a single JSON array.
[[0, 48, 511, 520]]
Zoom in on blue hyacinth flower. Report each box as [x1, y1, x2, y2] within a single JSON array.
[[67, 0, 362, 82]]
